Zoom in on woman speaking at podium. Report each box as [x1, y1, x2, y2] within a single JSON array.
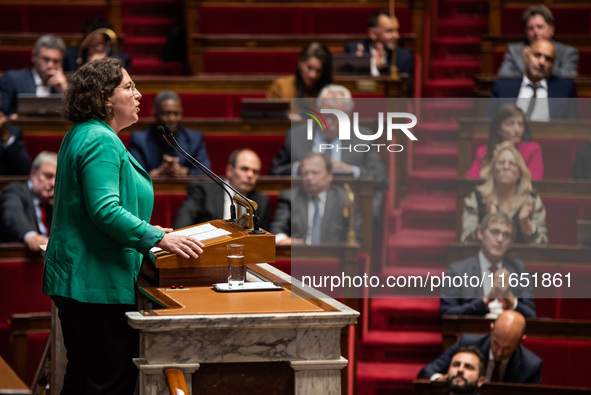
[[42, 58, 203, 394]]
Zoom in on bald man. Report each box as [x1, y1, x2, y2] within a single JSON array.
[[174, 149, 270, 230], [486, 39, 578, 120], [418, 311, 542, 384]]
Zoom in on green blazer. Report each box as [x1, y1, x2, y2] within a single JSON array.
[[43, 118, 164, 305]]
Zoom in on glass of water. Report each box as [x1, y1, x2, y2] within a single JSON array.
[[227, 244, 245, 288]]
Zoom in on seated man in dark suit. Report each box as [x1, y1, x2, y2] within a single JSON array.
[[129, 90, 210, 177], [0, 34, 68, 117], [63, 16, 131, 72], [487, 39, 578, 121], [446, 346, 486, 395], [0, 151, 57, 252], [0, 109, 31, 175], [271, 153, 362, 246], [573, 141, 591, 179], [498, 5, 578, 78], [418, 310, 542, 384], [174, 149, 270, 230], [343, 10, 414, 94], [441, 212, 536, 319]]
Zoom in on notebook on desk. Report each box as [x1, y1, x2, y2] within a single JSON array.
[[17, 94, 63, 117], [332, 54, 371, 75], [240, 99, 290, 120], [576, 220, 591, 246]]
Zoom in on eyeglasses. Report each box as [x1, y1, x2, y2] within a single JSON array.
[[118, 81, 138, 95]]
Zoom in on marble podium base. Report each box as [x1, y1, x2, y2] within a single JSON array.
[[128, 263, 359, 395]]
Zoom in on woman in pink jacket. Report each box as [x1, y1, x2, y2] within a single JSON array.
[[467, 103, 543, 180]]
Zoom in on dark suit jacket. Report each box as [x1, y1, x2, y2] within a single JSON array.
[[0, 68, 37, 116], [0, 182, 42, 241], [270, 185, 362, 244], [344, 39, 414, 95], [174, 182, 270, 231], [573, 142, 591, 179], [128, 123, 210, 175], [440, 255, 536, 318], [0, 123, 32, 175], [63, 46, 132, 72], [485, 76, 578, 119], [417, 333, 543, 384], [269, 124, 388, 190]]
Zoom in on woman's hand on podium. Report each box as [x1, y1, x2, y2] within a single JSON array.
[[155, 226, 204, 259]]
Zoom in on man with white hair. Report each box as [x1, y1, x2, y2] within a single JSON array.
[[269, 84, 387, 191], [0, 151, 57, 252]]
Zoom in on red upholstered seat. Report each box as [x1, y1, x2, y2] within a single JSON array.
[[199, 6, 412, 35], [0, 260, 50, 324], [203, 134, 285, 175], [0, 4, 106, 34], [0, 49, 33, 72], [138, 93, 266, 118], [523, 338, 591, 387], [500, 8, 591, 35]]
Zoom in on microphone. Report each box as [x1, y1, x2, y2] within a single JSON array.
[[157, 125, 264, 234]]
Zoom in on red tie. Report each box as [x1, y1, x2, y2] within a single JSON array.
[[39, 203, 51, 236]]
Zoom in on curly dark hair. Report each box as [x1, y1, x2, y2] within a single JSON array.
[[63, 57, 124, 123], [295, 42, 333, 98], [483, 103, 532, 165]]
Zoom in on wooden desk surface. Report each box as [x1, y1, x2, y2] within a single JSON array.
[[0, 356, 30, 394], [140, 285, 326, 316]]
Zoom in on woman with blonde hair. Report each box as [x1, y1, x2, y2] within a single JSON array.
[[461, 144, 547, 244]]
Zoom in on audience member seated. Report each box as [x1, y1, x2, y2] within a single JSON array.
[[269, 84, 387, 221], [0, 35, 68, 117], [445, 346, 486, 395], [572, 141, 591, 180], [63, 16, 131, 72], [498, 5, 578, 78], [343, 10, 414, 93], [0, 151, 56, 252], [467, 104, 543, 180], [486, 39, 578, 121], [0, 109, 31, 175], [129, 90, 210, 177], [271, 153, 362, 246], [461, 145, 547, 245], [174, 149, 270, 230], [266, 41, 332, 118], [442, 212, 536, 318], [417, 311, 542, 384]]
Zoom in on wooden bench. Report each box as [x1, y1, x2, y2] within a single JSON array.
[[414, 378, 591, 395]]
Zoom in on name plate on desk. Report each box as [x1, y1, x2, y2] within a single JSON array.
[[142, 219, 275, 287]]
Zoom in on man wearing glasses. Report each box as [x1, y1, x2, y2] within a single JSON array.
[[0, 34, 67, 117], [440, 212, 536, 318]]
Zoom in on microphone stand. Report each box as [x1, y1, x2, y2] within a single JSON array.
[[157, 126, 264, 234]]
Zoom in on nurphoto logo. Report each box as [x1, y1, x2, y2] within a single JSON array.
[[303, 107, 418, 153]]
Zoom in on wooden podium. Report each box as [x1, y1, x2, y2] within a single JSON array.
[[130, 263, 359, 395], [141, 219, 275, 287]]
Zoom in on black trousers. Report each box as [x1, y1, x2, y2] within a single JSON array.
[[52, 296, 139, 395]]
